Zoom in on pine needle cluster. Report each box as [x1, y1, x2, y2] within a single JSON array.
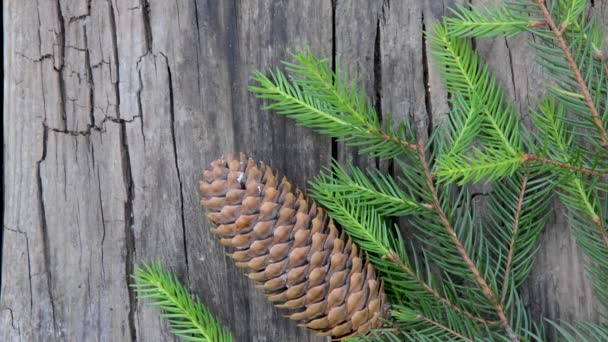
[[247, 1, 608, 341]]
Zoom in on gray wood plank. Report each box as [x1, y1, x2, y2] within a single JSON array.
[[3, 0, 135, 341], [335, 0, 384, 168], [2, 0, 50, 335]]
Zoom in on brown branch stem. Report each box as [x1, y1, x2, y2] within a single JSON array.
[[522, 154, 608, 177], [500, 176, 528, 299], [535, 0, 608, 148], [528, 20, 548, 28], [416, 142, 519, 342], [379, 132, 418, 151], [417, 314, 475, 342]]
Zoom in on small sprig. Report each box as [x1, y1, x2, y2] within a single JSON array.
[[131, 261, 233, 342], [249, 50, 418, 160], [534, 0, 608, 148]]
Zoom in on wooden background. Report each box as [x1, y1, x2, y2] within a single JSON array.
[[2, 0, 606, 341]]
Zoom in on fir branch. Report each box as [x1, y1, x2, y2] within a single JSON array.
[[531, 96, 608, 309], [560, 177, 608, 290], [445, 3, 542, 38], [522, 153, 608, 177], [438, 151, 608, 183], [547, 321, 608, 341], [500, 176, 528, 299], [250, 45, 587, 340], [437, 148, 524, 184], [429, 23, 522, 155], [389, 305, 484, 341], [249, 51, 418, 160], [529, 97, 608, 176], [414, 313, 475, 342], [313, 162, 431, 217], [131, 262, 233, 342], [534, 0, 608, 148], [416, 143, 518, 342], [385, 252, 493, 325], [438, 95, 484, 157]]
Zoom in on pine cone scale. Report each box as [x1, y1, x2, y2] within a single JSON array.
[[200, 153, 389, 339]]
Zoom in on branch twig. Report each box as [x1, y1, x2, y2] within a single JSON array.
[[417, 142, 519, 342], [522, 154, 608, 177], [386, 252, 495, 325], [500, 176, 528, 299], [417, 314, 475, 342], [379, 132, 418, 151], [535, 0, 608, 148]]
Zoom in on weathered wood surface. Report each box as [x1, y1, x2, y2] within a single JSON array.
[[2, 0, 605, 341]]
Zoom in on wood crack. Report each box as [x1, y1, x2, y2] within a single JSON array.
[[36, 124, 57, 338], [54, 0, 67, 130], [136, 67, 146, 146], [3, 307, 17, 331], [504, 38, 517, 102], [140, 0, 153, 52], [421, 11, 433, 139], [44, 115, 141, 137], [330, 0, 338, 161], [84, 27, 95, 128], [96, 168, 107, 281], [107, 0, 136, 339], [160, 52, 190, 283], [120, 120, 137, 342], [373, 14, 383, 170]]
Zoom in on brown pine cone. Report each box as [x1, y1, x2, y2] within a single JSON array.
[[199, 153, 389, 339]]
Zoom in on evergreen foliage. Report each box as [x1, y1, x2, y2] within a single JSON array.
[[131, 262, 233, 342], [247, 1, 607, 340]]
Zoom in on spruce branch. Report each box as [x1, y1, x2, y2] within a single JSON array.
[[529, 96, 608, 310], [445, 3, 543, 38], [416, 143, 519, 342], [436, 94, 485, 161], [522, 153, 608, 177], [534, 0, 608, 148], [436, 149, 608, 184], [500, 176, 528, 299], [443, 0, 608, 156], [249, 51, 418, 160], [429, 23, 522, 155], [529, 96, 608, 177], [313, 162, 431, 217], [384, 253, 493, 325], [413, 313, 475, 342], [131, 261, 233, 342], [435, 0, 608, 318], [480, 172, 554, 306], [547, 321, 608, 341], [250, 46, 562, 340], [437, 148, 524, 185], [431, 15, 608, 184]]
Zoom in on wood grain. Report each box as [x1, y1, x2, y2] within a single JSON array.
[[2, 0, 605, 341]]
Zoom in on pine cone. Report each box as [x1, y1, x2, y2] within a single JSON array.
[[199, 153, 389, 339]]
